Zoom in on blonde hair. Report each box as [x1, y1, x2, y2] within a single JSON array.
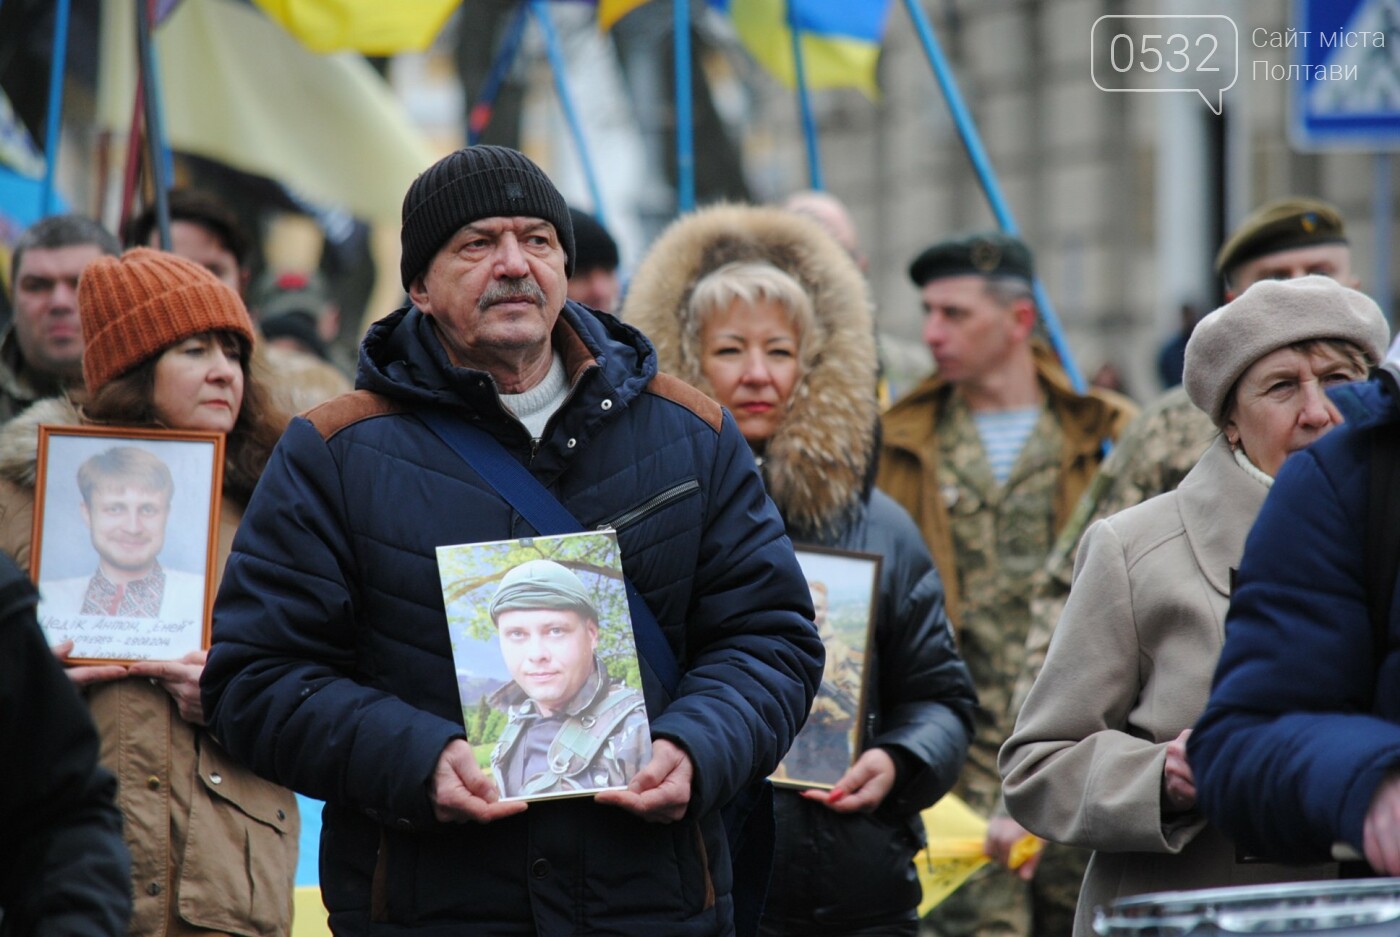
[[77, 446, 173, 506], [686, 261, 817, 366]]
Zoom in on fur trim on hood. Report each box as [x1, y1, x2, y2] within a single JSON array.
[[622, 204, 878, 540], [0, 396, 82, 489]]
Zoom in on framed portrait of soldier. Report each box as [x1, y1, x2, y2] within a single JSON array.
[[30, 425, 225, 665], [771, 545, 881, 789], [436, 529, 653, 802]]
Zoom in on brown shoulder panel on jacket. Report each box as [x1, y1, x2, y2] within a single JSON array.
[[646, 373, 723, 433], [305, 390, 402, 441]]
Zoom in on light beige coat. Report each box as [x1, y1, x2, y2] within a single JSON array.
[[999, 437, 1330, 937], [0, 397, 298, 937]]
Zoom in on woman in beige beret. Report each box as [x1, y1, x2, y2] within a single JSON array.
[[998, 275, 1390, 937]]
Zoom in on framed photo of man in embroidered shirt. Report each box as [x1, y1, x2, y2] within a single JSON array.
[[437, 529, 652, 802], [31, 425, 224, 664], [770, 545, 881, 789]]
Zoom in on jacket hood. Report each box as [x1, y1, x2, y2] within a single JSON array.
[[621, 204, 878, 540], [0, 396, 82, 489], [356, 302, 657, 412]]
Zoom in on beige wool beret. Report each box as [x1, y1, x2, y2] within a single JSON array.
[[1184, 275, 1391, 425]]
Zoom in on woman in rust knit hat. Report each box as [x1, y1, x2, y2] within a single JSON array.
[[0, 247, 296, 937]]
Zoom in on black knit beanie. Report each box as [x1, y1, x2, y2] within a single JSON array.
[[568, 207, 619, 272], [400, 145, 575, 289]]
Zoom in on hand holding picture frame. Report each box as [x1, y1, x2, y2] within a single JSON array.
[[771, 545, 881, 790], [31, 425, 224, 665]]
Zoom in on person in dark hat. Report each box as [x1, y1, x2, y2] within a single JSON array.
[[877, 231, 1136, 937], [485, 559, 649, 799], [202, 144, 824, 936], [1215, 196, 1357, 300], [565, 207, 622, 313]]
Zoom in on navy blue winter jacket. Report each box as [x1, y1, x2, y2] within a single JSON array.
[[1190, 373, 1400, 862], [202, 302, 823, 936]]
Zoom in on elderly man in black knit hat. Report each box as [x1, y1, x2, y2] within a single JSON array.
[[203, 145, 823, 937]]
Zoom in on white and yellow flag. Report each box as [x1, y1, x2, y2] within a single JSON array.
[[96, 0, 436, 221]]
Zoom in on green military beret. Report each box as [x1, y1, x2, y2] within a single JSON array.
[[1214, 197, 1347, 279], [908, 232, 1035, 287], [489, 559, 598, 622]]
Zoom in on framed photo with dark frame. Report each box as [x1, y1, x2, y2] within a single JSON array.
[[771, 544, 882, 790], [31, 425, 225, 665]]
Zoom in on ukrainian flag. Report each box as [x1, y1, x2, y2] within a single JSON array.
[[598, 0, 889, 97], [719, 0, 889, 97]]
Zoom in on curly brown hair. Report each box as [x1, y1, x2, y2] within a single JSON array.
[[82, 331, 288, 506]]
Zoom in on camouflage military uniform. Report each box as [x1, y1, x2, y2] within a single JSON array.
[[915, 395, 1060, 936], [1011, 387, 1217, 718], [490, 658, 651, 798], [984, 388, 1211, 937], [879, 348, 1135, 937], [776, 628, 864, 784]]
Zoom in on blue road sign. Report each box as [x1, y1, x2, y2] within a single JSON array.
[[1291, 0, 1400, 149]]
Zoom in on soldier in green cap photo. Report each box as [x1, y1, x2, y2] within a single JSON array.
[[486, 558, 650, 799]]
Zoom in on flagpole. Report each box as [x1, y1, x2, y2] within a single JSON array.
[[900, 0, 1085, 393], [530, 1, 608, 225], [136, 0, 173, 249], [468, 3, 529, 146], [674, 0, 694, 214], [118, 83, 146, 238], [787, 1, 823, 190], [40, 0, 73, 217]]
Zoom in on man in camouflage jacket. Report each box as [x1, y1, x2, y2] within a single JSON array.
[[878, 233, 1135, 937]]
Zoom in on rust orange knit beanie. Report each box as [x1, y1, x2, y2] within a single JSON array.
[[78, 248, 255, 395]]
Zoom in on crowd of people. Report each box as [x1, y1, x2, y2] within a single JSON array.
[[2, 143, 1397, 937]]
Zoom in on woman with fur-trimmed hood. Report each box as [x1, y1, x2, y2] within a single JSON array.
[[623, 204, 978, 936]]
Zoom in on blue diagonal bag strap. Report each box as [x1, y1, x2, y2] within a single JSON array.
[[418, 410, 681, 697]]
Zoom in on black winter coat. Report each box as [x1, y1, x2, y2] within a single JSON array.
[[761, 491, 976, 934], [0, 554, 130, 937]]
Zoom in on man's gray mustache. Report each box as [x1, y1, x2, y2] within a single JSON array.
[[479, 279, 546, 310]]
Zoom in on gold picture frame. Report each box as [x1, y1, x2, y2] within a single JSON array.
[[31, 424, 225, 665]]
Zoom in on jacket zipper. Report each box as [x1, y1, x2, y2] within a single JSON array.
[[597, 479, 701, 532]]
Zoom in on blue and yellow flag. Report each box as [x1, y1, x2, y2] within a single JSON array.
[[598, 0, 889, 97], [716, 0, 889, 97]]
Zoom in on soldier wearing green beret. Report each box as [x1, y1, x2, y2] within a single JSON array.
[[877, 232, 1137, 937], [487, 559, 651, 799], [1215, 196, 1356, 297]]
